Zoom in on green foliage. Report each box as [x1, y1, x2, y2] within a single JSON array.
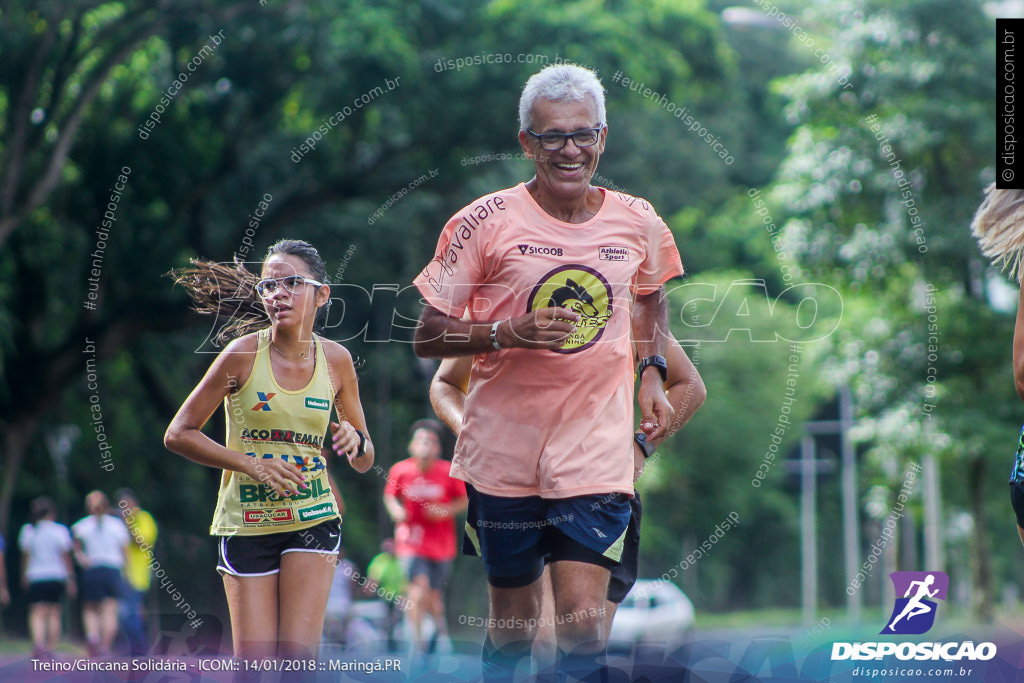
[[1, 0, 1011, 630]]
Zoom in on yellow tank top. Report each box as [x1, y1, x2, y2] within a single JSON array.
[[210, 328, 341, 536]]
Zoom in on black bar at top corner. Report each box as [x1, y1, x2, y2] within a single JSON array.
[[998, 18, 1024, 189]]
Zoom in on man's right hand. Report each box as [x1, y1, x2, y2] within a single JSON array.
[[500, 307, 580, 350]]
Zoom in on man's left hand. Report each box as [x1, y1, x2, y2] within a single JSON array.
[[638, 372, 672, 442]]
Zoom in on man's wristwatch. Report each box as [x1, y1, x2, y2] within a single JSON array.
[[638, 355, 668, 383], [634, 432, 656, 459]]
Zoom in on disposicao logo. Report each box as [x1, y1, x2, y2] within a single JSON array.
[[831, 570, 996, 663], [881, 571, 947, 635]]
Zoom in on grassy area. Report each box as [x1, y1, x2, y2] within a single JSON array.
[[0, 638, 86, 657], [694, 604, 1024, 640], [694, 606, 885, 631]]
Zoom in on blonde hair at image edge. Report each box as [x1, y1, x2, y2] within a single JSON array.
[[971, 182, 1024, 283]]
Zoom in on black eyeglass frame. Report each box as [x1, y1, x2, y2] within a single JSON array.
[[526, 124, 606, 151]]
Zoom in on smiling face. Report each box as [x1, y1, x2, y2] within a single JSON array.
[[519, 95, 606, 206], [259, 254, 328, 333]]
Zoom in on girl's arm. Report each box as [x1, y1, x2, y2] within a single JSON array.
[[325, 341, 374, 473], [164, 335, 306, 497], [73, 538, 89, 568]]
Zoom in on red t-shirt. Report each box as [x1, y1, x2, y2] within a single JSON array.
[[384, 458, 467, 561]]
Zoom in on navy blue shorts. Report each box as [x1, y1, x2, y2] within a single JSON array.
[[81, 567, 121, 602], [28, 580, 66, 605], [399, 556, 453, 591], [462, 485, 630, 588], [1011, 482, 1024, 529], [607, 491, 641, 604]]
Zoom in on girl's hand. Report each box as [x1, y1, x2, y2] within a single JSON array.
[[330, 421, 364, 462], [243, 456, 306, 498]]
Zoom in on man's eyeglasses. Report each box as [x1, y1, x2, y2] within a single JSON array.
[[526, 125, 605, 151], [255, 275, 324, 298]]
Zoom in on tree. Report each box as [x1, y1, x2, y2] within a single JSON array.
[[763, 0, 1002, 619]]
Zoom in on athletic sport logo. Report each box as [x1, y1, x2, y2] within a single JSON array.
[[598, 245, 629, 261], [881, 571, 948, 635], [251, 391, 276, 411], [527, 265, 613, 354]]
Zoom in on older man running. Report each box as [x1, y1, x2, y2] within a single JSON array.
[[413, 63, 684, 681]]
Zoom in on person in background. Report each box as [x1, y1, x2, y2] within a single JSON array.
[[383, 419, 467, 654], [323, 547, 358, 644], [0, 532, 9, 611], [115, 488, 157, 656], [19, 497, 76, 658], [365, 538, 407, 651], [73, 490, 129, 656]]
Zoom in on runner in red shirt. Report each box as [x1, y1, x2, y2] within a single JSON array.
[[383, 419, 467, 654]]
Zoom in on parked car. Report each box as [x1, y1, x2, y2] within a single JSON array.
[[608, 579, 694, 650]]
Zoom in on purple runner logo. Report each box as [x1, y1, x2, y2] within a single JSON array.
[[880, 571, 948, 635]]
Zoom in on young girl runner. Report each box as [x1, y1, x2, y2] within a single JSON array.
[[165, 239, 373, 659]]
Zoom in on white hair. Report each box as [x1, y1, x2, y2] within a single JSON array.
[[518, 63, 606, 132], [971, 182, 1024, 283]]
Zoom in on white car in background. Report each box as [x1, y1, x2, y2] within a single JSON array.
[[608, 579, 695, 650]]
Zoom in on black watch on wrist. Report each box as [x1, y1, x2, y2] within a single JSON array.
[[634, 432, 656, 459], [638, 355, 668, 383], [354, 429, 367, 457]]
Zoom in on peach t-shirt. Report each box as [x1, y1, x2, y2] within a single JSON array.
[[414, 182, 684, 499]]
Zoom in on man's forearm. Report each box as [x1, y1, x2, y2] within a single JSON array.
[[632, 288, 669, 361], [430, 378, 466, 436], [414, 306, 504, 359]]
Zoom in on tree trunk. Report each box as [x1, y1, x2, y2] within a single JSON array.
[[0, 415, 41, 538], [969, 456, 994, 623]]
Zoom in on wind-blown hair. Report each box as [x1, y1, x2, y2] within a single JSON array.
[[170, 239, 330, 344], [518, 63, 606, 132], [971, 182, 1024, 284]]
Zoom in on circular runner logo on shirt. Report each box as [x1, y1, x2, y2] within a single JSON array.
[[527, 265, 613, 353]]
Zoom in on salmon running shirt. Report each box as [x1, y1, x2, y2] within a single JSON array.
[[413, 182, 684, 499]]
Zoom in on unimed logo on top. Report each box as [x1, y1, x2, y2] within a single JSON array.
[[881, 571, 948, 635]]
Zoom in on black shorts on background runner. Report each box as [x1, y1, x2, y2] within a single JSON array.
[[607, 491, 642, 603]]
